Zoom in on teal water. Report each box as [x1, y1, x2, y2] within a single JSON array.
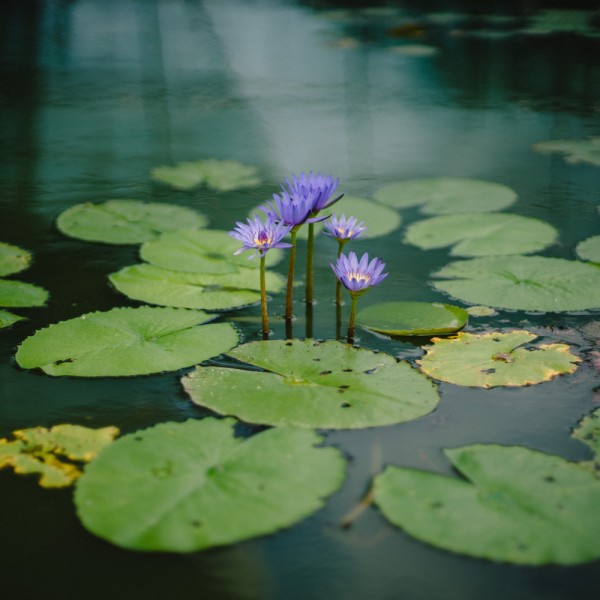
[[1, 1, 599, 599]]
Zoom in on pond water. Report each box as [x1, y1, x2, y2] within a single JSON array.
[[1, 1, 600, 598]]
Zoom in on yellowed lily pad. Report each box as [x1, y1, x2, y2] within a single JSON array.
[[417, 330, 580, 388], [0, 424, 120, 488]]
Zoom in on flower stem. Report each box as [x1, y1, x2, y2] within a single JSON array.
[[306, 222, 314, 304], [285, 228, 298, 321], [347, 294, 358, 342], [260, 255, 268, 339], [335, 241, 344, 307]]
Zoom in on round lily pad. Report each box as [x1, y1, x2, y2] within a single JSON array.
[[333, 195, 402, 239], [151, 159, 261, 191], [0, 242, 31, 276], [16, 306, 239, 377], [404, 213, 557, 257], [417, 330, 580, 388], [373, 443, 600, 565], [0, 279, 48, 307], [75, 418, 346, 552], [432, 256, 600, 312], [141, 228, 284, 275], [56, 200, 208, 245], [183, 339, 439, 429], [0, 309, 24, 329], [357, 302, 468, 336], [533, 137, 600, 167], [373, 178, 517, 215], [576, 235, 600, 263]]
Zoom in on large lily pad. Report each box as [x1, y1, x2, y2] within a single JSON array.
[[576, 235, 600, 263], [417, 330, 580, 388], [0, 242, 31, 276], [533, 137, 600, 167], [110, 263, 286, 311], [183, 339, 439, 429], [0, 279, 48, 307], [16, 306, 239, 377], [56, 200, 208, 245], [75, 418, 346, 552], [141, 228, 284, 275], [0, 424, 119, 488], [151, 159, 261, 191], [373, 178, 517, 215], [357, 302, 467, 336], [332, 195, 402, 239], [373, 443, 600, 565], [404, 213, 557, 257], [432, 255, 600, 312], [0, 309, 25, 329]]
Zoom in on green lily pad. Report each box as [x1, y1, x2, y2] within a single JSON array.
[[75, 418, 346, 552], [357, 302, 468, 336], [404, 213, 557, 257], [110, 263, 286, 310], [417, 330, 580, 388], [16, 306, 239, 377], [576, 235, 600, 263], [572, 408, 600, 459], [0, 279, 48, 307], [151, 159, 261, 191], [0, 424, 119, 488], [332, 195, 402, 239], [183, 339, 439, 429], [432, 256, 600, 312], [0, 242, 31, 276], [141, 228, 284, 275], [522, 10, 599, 37], [466, 305, 497, 317], [373, 443, 600, 565], [56, 200, 208, 245], [373, 178, 517, 215], [533, 137, 600, 167], [0, 309, 25, 329]]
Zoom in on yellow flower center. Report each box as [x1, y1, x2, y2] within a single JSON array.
[[254, 232, 272, 248], [348, 272, 371, 284]]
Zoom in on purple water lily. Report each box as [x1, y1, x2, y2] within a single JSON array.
[[262, 190, 327, 228], [332, 251, 388, 296], [324, 214, 367, 242], [283, 171, 343, 214], [229, 215, 293, 259]]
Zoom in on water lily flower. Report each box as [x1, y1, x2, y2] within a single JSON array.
[[324, 214, 367, 242], [229, 215, 293, 259], [331, 251, 388, 341], [282, 171, 343, 214], [261, 190, 327, 228]]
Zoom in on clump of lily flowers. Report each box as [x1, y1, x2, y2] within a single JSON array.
[[228, 172, 387, 341]]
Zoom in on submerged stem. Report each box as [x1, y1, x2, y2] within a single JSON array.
[[306, 222, 314, 304], [260, 255, 268, 339], [285, 228, 298, 321]]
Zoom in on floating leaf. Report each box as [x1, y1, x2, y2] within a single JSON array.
[[572, 408, 600, 459], [0, 424, 119, 488], [373, 443, 600, 565], [110, 263, 286, 311], [432, 256, 600, 312], [333, 195, 402, 239], [0, 279, 48, 307], [373, 178, 517, 215], [151, 159, 261, 191], [533, 137, 600, 167], [75, 418, 346, 552], [417, 330, 580, 388], [576, 235, 600, 263], [56, 200, 208, 245], [466, 305, 497, 317], [183, 339, 439, 429], [16, 306, 239, 377], [0, 309, 24, 329], [0, 242, 31, 276], [404, 213, 557, 257], [357, 302, 467, 336], [522, 10, 599, 37], [141, 228, 283, 275]]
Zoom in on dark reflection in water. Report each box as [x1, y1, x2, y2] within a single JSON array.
[[1, 1, 600, 599]]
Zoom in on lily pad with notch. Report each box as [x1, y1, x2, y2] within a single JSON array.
[[0, 242, 31, 276], [432, 255, 600, 312], [373, 442, 600, 565], [0, 309, 25, 329], [16, 306, 239, 377], [373, 177, 517, 215], [417, 330, 580, 388], [183, 339, 439, 429], [56, 200, 208, 245], [74, 418, 346, 552], [0, 279, 48, 308], [357, 301, 468, 336], [576, 235, 600, 263], [404, 212, 557, 257]]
